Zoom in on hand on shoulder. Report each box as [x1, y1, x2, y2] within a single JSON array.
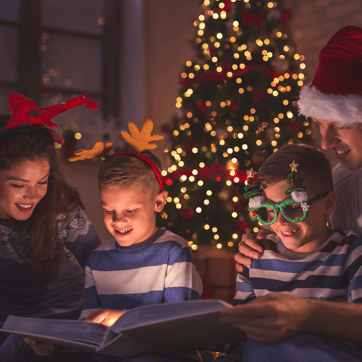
[[235, 229, 271, 272]]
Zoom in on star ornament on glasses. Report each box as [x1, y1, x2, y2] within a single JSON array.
[[246, 168, 257, 180], [289, 160, 299, 173]]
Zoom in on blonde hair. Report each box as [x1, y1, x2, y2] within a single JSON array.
[[97, 150, 162, 198]]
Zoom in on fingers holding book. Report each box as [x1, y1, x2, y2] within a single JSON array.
[[24, 338, 58, 356], [85, 308, 125, 327]]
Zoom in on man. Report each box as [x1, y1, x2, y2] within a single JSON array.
[[220, 25, 362, 355]]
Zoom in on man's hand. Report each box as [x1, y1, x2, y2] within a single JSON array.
[[85, 309, 124, 327], [24, 338, 58, 356], [220, 293, 311, 343], [235, 229, 269, 272]]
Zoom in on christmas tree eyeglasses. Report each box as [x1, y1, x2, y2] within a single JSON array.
[[250, 191, 329, 226]]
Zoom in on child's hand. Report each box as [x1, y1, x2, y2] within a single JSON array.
[[24, 338, 58, 356], [85, 309, 124, 327]]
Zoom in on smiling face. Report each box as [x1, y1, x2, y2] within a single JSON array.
[[264, 180, 336, 253], [100, 185, 167, 247], [315, 118, 362, 171], [0, 158, 50, 221]]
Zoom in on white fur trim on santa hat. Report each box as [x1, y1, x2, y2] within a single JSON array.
[[297, 83, 362, 126]]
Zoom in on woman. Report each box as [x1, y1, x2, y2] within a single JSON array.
[[0, 93, 101, 349]]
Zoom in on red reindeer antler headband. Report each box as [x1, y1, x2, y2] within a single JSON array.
[[0, 92, 99, 144]]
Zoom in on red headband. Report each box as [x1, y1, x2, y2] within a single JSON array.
[[113, 151, 164, 192]]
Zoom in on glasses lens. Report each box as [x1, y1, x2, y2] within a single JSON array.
[[283, 203, 304, 220], [257, 207, 274, 223]]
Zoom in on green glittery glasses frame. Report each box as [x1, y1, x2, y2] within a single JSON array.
[[249, 191, 329, 226]]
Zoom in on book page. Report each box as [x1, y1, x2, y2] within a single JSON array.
[[2, 316, 111, 347], [112, 299, 232, 332]]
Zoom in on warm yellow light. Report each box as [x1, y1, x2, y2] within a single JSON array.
[[204, 224, 210, 230], [198, 180, 204, 186], [217, 33, 223, 39], [196, 207, 202, 213], [232, 212, 238, 218]]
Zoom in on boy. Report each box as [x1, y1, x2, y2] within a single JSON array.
[[81, 151, 203, 325], [219, 143, 362, 361], [11, 145, 202, 361]]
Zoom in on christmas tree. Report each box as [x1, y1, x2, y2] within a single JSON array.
[[158, 0, 312, 251]]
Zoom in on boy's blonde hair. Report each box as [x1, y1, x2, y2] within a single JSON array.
[[97, 150, 162, 198], [258, 143, 334, 195]]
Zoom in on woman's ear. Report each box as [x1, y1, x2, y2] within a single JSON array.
[[154, 191, 168, 212], [325, 191, 337, 214]]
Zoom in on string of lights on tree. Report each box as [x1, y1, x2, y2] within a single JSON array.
[[157, 0, 312, 251]]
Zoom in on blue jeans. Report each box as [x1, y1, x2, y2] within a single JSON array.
[[216, 334, 362, 362]]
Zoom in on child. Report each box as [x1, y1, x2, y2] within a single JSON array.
[[12, 121, 203, 362], [219, 143, 362, 362]]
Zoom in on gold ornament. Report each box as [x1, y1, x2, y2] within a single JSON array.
[[289, 160, 299, 172], [246, 168, 257, 179]]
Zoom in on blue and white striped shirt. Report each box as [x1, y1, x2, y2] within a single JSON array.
[[233, 229, 362, 305], [80, 228, 203, 319]]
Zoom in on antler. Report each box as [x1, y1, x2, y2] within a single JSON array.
[[7, 92, 100, 130], [68, 142, 114, 162], [121, 119, 164, 153]]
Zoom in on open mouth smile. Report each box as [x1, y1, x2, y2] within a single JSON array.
[[115, 229, 132, 236], [335, 149, 350, 159], [281, 229, 299, 237], [16, 203, 34, 213]]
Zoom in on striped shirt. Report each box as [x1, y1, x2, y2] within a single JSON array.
[[80, 228, 203, 319], [233, 229, 362, 305]]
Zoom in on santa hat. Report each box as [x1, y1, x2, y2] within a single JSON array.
[[297, 26, 362, 126]]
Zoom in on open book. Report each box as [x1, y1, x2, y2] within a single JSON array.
[[2, 300, 246, 358]]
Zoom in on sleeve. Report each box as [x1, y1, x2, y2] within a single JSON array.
[[78, 257, 102, 320], [163, 244, 203, 303], [346, 236, 362, 303], [232, 268, 256, 306], [57, 207, 102, 269]]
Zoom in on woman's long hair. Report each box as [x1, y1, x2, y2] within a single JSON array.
[[0, 121, 84, 284]]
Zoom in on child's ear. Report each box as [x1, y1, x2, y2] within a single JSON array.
[[324, 191, 337, 214], [154, 191, 168, 212]]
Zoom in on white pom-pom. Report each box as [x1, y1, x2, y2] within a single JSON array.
[[291, 191, 307, 203], [249, 195, 265, 208]]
